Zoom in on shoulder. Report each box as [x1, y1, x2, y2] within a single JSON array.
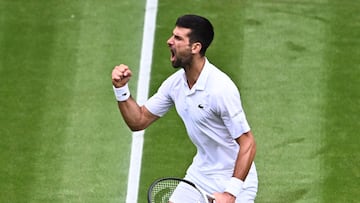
[[158, 69, 184, 91], [163, 69, 183, 84], [206, 62, 239, 93]]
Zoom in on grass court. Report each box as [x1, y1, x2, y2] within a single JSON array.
[[0, 0, 359, 202]]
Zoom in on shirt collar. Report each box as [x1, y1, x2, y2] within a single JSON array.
[[194, 58, 210, 91], [182, 58, 211, 94]]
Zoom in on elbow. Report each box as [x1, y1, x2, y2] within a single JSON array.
[[127, 122, 147, 131], [127, 119, 152, 131], [123, 116, 149, 131], [237, 131, 257, 157], [123, 106, 156, 131], [129, 125, 146, 132]]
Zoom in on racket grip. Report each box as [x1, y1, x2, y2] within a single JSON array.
[[206, 194, 215, 203]]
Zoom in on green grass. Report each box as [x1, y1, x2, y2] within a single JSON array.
[[239, 1, 329, 202], [0, 0, 145, 202], [322, 1, 360, 202], [140, 0, 360, 203], [0, 0, 359, 202]]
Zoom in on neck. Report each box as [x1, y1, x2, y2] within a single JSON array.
[[184, 56, 206, 88]]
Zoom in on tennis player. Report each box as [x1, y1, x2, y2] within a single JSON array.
[[112, 14, 258, 203]]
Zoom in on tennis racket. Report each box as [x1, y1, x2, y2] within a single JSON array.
[[148, 177, 215, 203]]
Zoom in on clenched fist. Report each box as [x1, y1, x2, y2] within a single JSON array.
[[111, 64, 132, 88]]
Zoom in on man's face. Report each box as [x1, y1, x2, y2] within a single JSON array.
[[167, 26, 193, 68]]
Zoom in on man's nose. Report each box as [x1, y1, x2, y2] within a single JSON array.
[[167, 37, 173, 46]]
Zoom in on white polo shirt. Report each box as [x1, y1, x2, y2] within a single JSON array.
[[145, 58, 257, 195]]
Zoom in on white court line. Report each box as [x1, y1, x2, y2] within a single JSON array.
[[125, 0, 158, 203]]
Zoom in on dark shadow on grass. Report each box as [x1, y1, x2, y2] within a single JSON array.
[[322, 1, 360, 202], [273, 188, 308, 203]]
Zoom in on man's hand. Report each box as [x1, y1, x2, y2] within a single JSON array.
[[213, 192, 236, 203], [112, 64, 132, 88]]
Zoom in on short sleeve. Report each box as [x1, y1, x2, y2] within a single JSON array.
[[216, 83, 250, 139], [144, 79, 174, 117]]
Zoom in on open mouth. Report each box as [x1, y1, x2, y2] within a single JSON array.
[[170, 49, 175, 62]]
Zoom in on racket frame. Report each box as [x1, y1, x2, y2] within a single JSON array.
[[147, 177, 215, 203]]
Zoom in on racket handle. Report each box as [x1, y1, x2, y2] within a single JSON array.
[[206, 194, 215, 203]]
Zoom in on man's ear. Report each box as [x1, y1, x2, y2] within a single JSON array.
[[191, 42, 202, 54]]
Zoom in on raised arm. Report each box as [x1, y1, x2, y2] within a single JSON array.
[[111, 64, 159, 131]]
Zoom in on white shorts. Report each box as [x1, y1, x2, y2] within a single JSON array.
[[169, 178, 257, 203], [169, 181, 208, 203]]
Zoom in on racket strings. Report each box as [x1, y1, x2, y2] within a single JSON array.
[[149, 179, 207, 203], [151, 179, 178, 203]]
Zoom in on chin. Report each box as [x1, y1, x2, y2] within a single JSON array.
[[171, 61, 181, 69]]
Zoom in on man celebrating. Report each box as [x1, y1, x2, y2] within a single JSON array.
[[111, 14, 258, 203]]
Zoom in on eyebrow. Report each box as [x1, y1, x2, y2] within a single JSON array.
[[173, 33, 183, 40], [172, 27, 191, 41]]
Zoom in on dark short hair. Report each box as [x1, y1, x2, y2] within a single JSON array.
[[175, 14, 214, 56]]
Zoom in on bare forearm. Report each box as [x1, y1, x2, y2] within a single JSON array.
[[117, 96, 141, 130], [215, 134, 256, 202], [117, 96, 155, 131], [233, 131, 256, 181]]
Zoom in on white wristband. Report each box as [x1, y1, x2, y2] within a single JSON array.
[[113, 84, 130, 101], [224, 177, 244, 197]]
